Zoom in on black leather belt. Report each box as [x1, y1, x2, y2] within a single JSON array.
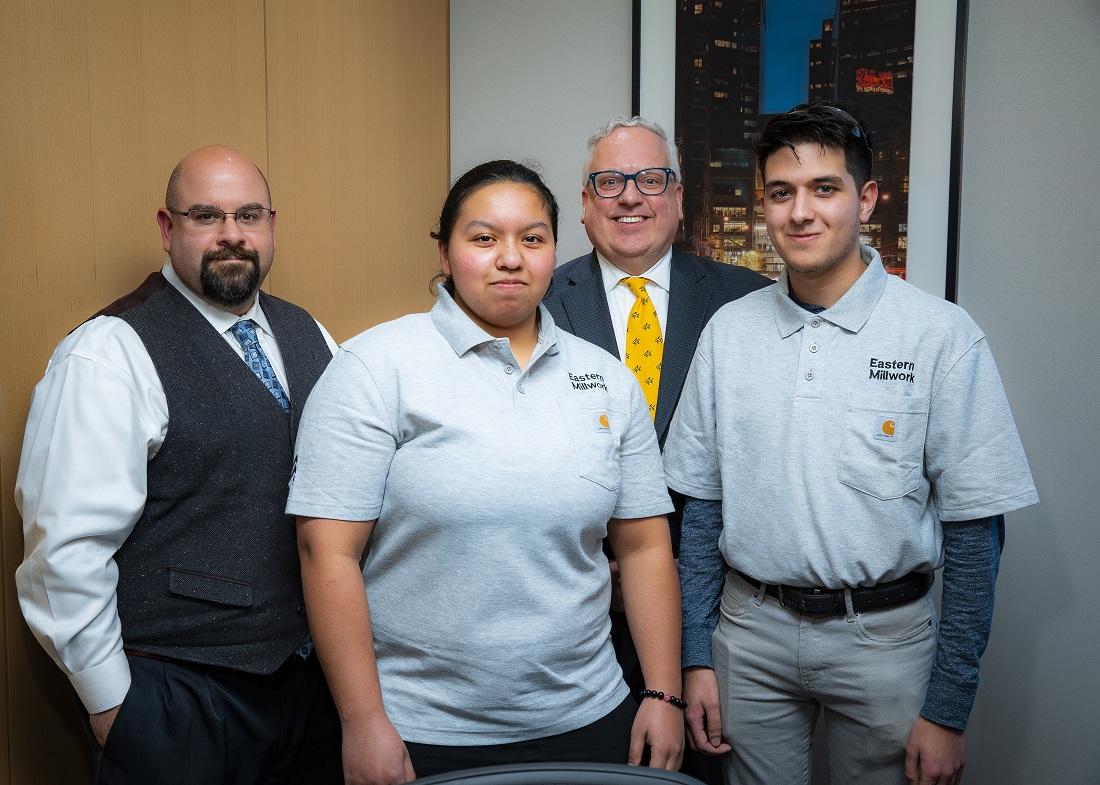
[[734, 570, 933, 617]]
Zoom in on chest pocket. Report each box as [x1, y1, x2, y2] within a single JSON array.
[[557, 400, 621, 492], [837, 393, 929, 500]]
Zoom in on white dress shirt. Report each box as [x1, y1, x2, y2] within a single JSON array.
[[595, 248, 673, 359], [14, 260, 336, 714]]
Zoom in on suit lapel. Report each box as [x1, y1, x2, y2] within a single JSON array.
[[558, 252, 620, 359], [655, 252, 713, 443]]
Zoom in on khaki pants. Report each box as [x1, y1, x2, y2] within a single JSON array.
[[713, 571, 937, 785]]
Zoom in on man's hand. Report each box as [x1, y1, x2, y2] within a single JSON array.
[[89, 705, 121, 749], [341, 714, 415, 785], [905, 716, 965, 785], [628, 696, 685, 770], [683, 667, 730, 755]]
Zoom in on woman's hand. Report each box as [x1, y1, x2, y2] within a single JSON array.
[[629, 696, 686, 770], [298, 516, 410, 784], [608, 514, 684, 770], [342, 712, 416, 785]]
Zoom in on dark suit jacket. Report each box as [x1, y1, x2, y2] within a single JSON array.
[[543, 249, 772, 551]]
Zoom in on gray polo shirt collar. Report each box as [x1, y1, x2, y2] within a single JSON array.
[[773, 245, 888, 338], [429, 283, 560, 360]]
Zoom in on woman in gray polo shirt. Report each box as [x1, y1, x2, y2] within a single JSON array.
[[287, 161, 684, 783]]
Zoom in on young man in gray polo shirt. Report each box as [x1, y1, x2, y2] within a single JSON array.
[[663, 101, 1038, 785]]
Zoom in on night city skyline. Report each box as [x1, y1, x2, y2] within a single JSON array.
[[675, 0, 916, 277]]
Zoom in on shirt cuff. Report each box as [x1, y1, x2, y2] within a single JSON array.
[[71, 651, 132, 714], [682, 624, 715, 669], [920, 666, 978, 730]]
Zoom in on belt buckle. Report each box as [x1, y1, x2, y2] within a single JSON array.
[[777, 585, 803, 614], [782, 586, 839, 616]]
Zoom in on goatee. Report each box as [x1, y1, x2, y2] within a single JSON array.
[[200, 247, 261, 308]]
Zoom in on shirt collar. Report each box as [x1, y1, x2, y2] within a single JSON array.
[[162, 258, 274, 338], [596, 247, 673, 297], [429, 283, 560, 359], [772, 245, 888, 337]]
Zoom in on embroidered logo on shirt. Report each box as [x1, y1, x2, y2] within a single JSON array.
[[873, 417, 898, 442], [869, 357, 915, 383], [595, 413, 611, 432], [569, 371, 607, 391]]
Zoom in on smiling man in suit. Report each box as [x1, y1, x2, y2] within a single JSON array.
[[543, 116, 770, 782]]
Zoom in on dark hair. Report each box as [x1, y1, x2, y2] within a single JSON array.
[[753, 100, 873, 188], [429, 160, 559, 293]]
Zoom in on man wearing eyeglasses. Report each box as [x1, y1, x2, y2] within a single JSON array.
[[543, 116, 770, 783], [15, 146, 342, 784], [664, 101, 1038, 785]]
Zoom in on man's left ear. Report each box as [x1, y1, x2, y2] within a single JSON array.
[[156, 208, 173, 254], [859, 179, 879, 223]]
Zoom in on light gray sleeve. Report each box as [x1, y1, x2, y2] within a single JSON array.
[[663, 328, 723, 501], [926, 338, 1038, 521], [612, 373, 675, 520], [286, 346, 397, 522]]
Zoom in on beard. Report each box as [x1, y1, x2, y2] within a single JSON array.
[[200, 246, 261, 308]]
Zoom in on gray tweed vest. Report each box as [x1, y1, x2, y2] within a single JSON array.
[[102, 272, 331, 672]]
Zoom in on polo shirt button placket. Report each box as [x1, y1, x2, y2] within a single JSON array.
[[798, 319, 825, 394]]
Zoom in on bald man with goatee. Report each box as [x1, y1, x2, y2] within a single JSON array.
[[16, 146, 342, 784]]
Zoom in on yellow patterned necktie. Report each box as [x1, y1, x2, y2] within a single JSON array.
[[621, 277, 663, 420]]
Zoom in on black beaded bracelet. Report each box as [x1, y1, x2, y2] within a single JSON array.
[[639, 689, 687, 710]]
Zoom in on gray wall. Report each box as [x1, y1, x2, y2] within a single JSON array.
[[450, 1, 1100, 781], [956, 1, 1100, 782], [449, 0, 632, 264]]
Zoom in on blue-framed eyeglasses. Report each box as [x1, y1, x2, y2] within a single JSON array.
[[588, 168, 677, 198]]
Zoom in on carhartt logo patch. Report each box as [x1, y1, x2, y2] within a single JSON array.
[[595, 413, 611, 432], [873, 417, 898, 442]]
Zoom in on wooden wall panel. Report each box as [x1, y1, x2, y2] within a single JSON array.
[[0, 1, 269, 782], [1, 1, 448, 782], [265, 0, 448, 342], [1, 1, 106, 781]]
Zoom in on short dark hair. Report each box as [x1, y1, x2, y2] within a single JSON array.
[[754, 100, 873, 188], [429, 160, 559, 293]]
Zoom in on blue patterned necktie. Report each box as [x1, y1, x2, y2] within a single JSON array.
[[231, 320, 291, 414]]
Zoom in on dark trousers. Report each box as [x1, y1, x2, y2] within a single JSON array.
[[92, 652, 342, 785], [404, 695, 637, 778]]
